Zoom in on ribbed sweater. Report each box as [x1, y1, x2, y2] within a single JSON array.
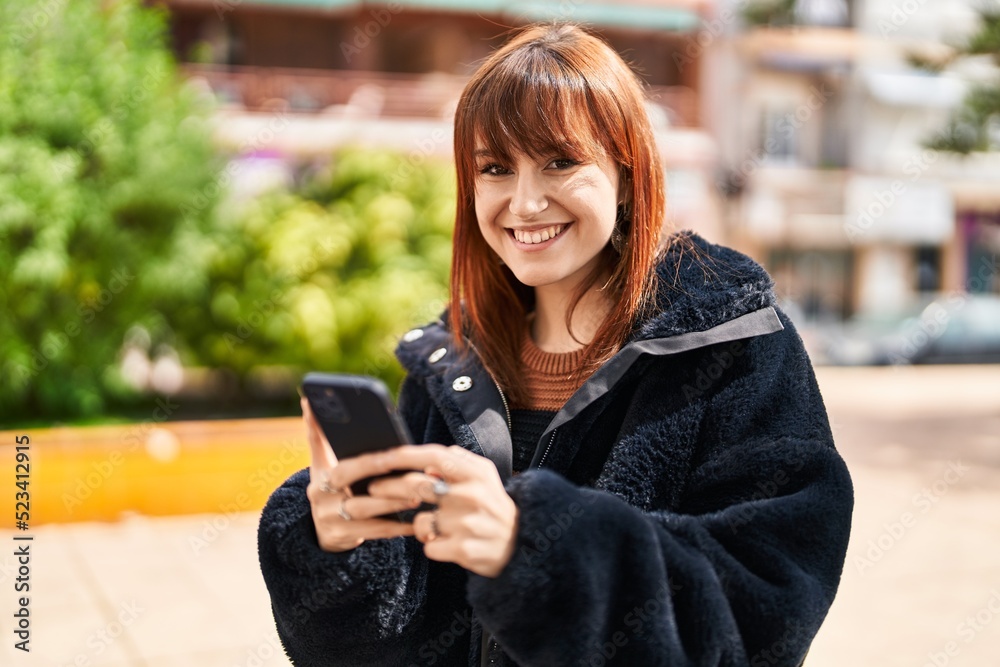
[[512, 324, 587, 411], [509, 324, 588, 472]]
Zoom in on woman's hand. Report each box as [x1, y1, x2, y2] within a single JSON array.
[[365, 444, 519, 578], [304, 399, 518, 574], [303, 398, 418, 552]]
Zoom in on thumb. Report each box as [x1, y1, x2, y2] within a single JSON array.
[[303, 397, 339, 480]]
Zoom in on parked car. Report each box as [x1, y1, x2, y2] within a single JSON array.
[[821, 294, 1000, 366]]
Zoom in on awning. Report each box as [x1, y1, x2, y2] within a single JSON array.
[[503, 1, 701, 32], [206, 0, 359, 9], [384, 0, 508, 11], [844, 175, 955, 243], [739, 27, 861, 67], [190, 0, 703, 31], [862, 70, 966, 109]]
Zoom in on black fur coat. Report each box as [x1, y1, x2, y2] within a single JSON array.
[[257, 231, 854, 666]]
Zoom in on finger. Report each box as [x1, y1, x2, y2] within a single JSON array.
[[412, 509, 439, 544], [325, 445, 419, 491], [380, 444, 485, 482], [367, 471, 443, 503], [316, 520, 416, 551], [421, 535, 454, 564], [333, 519, 418, 540], [338, 494, 424, 521], [303, 398, 338, 476], [414, 512, 463, 564]]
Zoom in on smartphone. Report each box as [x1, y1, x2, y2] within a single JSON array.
[[300, 373, 431, 521]]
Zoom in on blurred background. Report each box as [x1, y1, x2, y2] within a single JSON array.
[[0, 0, 998, 665]]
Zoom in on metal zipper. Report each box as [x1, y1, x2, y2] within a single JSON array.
[[536, 428, 557, 469], [459, 329, 559, 473], [494, 379, 512, 432]]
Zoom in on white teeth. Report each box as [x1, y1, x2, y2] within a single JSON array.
[[512, 224, 565, 245]]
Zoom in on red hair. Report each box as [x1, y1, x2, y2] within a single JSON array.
[[449, 23, 668, 405]]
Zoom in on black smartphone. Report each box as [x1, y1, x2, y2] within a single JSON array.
[[300, 372, 431, 521]]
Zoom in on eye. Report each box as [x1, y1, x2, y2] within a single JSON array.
[[478, 163, 510, 176], [548, 158, 578, 170]]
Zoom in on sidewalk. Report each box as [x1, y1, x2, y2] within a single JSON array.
[[1, 365, 998, 666], [0, 512, 289, 666], [808, 365, 1000, 667]]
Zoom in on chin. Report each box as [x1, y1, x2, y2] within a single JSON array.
[[510, 271, 569, 290], [503, 267, 549, 288], [507, 273, 543, 288]]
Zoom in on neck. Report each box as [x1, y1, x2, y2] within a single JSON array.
[[530, 275, 613, 353]]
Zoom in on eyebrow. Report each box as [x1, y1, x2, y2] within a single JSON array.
[[473, 148, 494, 158]]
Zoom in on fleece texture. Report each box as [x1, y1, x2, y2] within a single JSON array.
[[257, 231, 854, 666]]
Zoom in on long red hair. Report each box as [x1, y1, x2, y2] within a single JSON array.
[[449, 22, 668, 406]]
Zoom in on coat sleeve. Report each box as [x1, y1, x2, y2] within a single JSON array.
[[256, 374, 452, 666], [257, 470, 429, 666], [465, 316, 854, 666]]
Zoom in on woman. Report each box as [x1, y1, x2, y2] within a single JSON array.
[[258, 22, 853, 667]]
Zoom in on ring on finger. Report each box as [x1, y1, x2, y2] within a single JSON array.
[[428, 510, 441, 541], [431, 478, 450, 498], [319, 471, 339, 494], [338, 496, 353, 521]]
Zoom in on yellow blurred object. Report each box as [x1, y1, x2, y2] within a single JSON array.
[[0, 418, 308, 526]]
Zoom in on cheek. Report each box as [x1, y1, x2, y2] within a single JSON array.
[[473, 193, 506, 237], [473, 198, 487, 227], [472, 202, 504, 254], [473, 202, 490, 238], [473, 187, 494, 224], [564, 172, 618, 220], [571, 191, 618, 235]]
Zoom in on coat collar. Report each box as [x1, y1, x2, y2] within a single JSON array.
[[397, 232, 780, 376], [634, 230, 778, 341], [394, 232, 784, 478]]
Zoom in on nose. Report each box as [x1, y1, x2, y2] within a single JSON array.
[[508, 171, 548, 220]]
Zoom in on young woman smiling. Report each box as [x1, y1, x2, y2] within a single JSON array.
[[258, 22, 853, 667]]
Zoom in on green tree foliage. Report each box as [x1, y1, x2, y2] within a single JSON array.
[[0, 0, 456, 424], [0, 0, 221, 420], [742, 0, 797, 27], [928, 4, 1000, 154], [179, 150, 454, 406]]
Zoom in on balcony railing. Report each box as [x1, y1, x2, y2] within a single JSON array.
[[181, 64, 698, 127]]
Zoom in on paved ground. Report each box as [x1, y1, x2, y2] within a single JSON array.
[[807, 366, 1000, 667], [1, 365, 998, 666]]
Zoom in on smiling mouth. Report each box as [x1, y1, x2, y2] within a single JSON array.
[[508, 224, 569, 245]]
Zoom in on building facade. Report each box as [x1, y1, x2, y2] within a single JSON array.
[[708, 0, 1000, 322], [158, 0, 723, 236]]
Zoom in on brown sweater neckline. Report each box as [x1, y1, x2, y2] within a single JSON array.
[[512, 318, 588, 411]]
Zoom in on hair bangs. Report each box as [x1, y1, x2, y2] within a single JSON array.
[[466, 47, 606, 168]]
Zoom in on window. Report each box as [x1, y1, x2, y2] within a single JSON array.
[[760, 107, 798, 165], [914, 245, 941, 293]]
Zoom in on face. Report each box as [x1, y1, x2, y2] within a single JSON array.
[[472, 141, 621, 295]]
